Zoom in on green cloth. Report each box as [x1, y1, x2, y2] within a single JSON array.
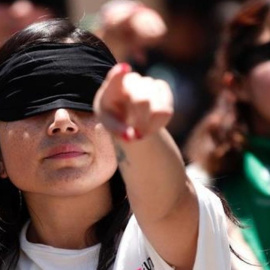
[[217, 136, 270, 269]]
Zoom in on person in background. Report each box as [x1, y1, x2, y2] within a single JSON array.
[[186, 0, 270, 269], [0, 0, 68, 45], [0, 18, 233, 270], [93, 0, 167, 64], [92, 0, 243, 149]]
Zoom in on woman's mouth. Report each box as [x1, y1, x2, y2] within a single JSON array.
[[45, 145, 87, 159]]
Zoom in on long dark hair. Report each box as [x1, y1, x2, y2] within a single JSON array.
[[0, 19, 130, 270], [185, 0, 270, 176]]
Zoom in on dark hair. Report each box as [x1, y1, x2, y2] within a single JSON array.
[[0, 19, 130, 270], [185, 0, 270, 176]]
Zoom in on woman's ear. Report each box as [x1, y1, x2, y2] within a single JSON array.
[[223, 71, 251, 103]]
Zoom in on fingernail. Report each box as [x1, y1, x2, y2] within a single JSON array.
[[118, 63, 130, 73], [120, 127, 136, 141], [121, 131, 131, 142]]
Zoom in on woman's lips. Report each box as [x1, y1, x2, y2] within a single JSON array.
[[45, 145, 87, 159]]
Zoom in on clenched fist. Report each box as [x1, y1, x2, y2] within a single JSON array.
[[94, 63, 174, 141]]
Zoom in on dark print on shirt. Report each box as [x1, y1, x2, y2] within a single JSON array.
[[137, 257, 154, 270]]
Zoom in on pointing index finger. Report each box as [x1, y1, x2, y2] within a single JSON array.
[[105, 62, 132, 87]]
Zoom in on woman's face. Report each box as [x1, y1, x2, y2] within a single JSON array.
[[238, 27, 270, 128], [0, 109, 118, 197], [245, 61, 270, 123]]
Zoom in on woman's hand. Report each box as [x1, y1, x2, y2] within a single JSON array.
[[93, 63, 174, 141]]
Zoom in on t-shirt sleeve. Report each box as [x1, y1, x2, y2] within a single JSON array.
[[114, 180, 231, 270], [113, 214, 175, 270], [191, 178, 231, 270]]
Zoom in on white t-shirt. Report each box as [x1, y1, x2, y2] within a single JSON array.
[[17, 179, 231, 270]]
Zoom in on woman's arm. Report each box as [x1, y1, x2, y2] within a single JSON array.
[[94, 63, 199, 268]]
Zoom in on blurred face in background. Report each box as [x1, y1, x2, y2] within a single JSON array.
[[236, 24, 270, 135], [0, 0, 55, 45]]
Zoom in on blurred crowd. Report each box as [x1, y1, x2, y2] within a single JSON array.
[[91, 0, 245, 148]]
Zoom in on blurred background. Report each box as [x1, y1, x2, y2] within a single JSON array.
[[69, 0, 162, 20]]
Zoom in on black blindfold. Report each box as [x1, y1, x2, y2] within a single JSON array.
[[0, 43, 116, 121]]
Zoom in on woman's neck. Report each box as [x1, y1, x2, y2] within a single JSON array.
[[23, 184, 112, 249]]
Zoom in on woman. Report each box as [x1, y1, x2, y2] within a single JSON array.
[[0, 19, 230, 269], [186, 0, 270, 269]]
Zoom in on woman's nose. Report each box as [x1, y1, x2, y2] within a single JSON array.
[[47, 109, 79, 135]]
